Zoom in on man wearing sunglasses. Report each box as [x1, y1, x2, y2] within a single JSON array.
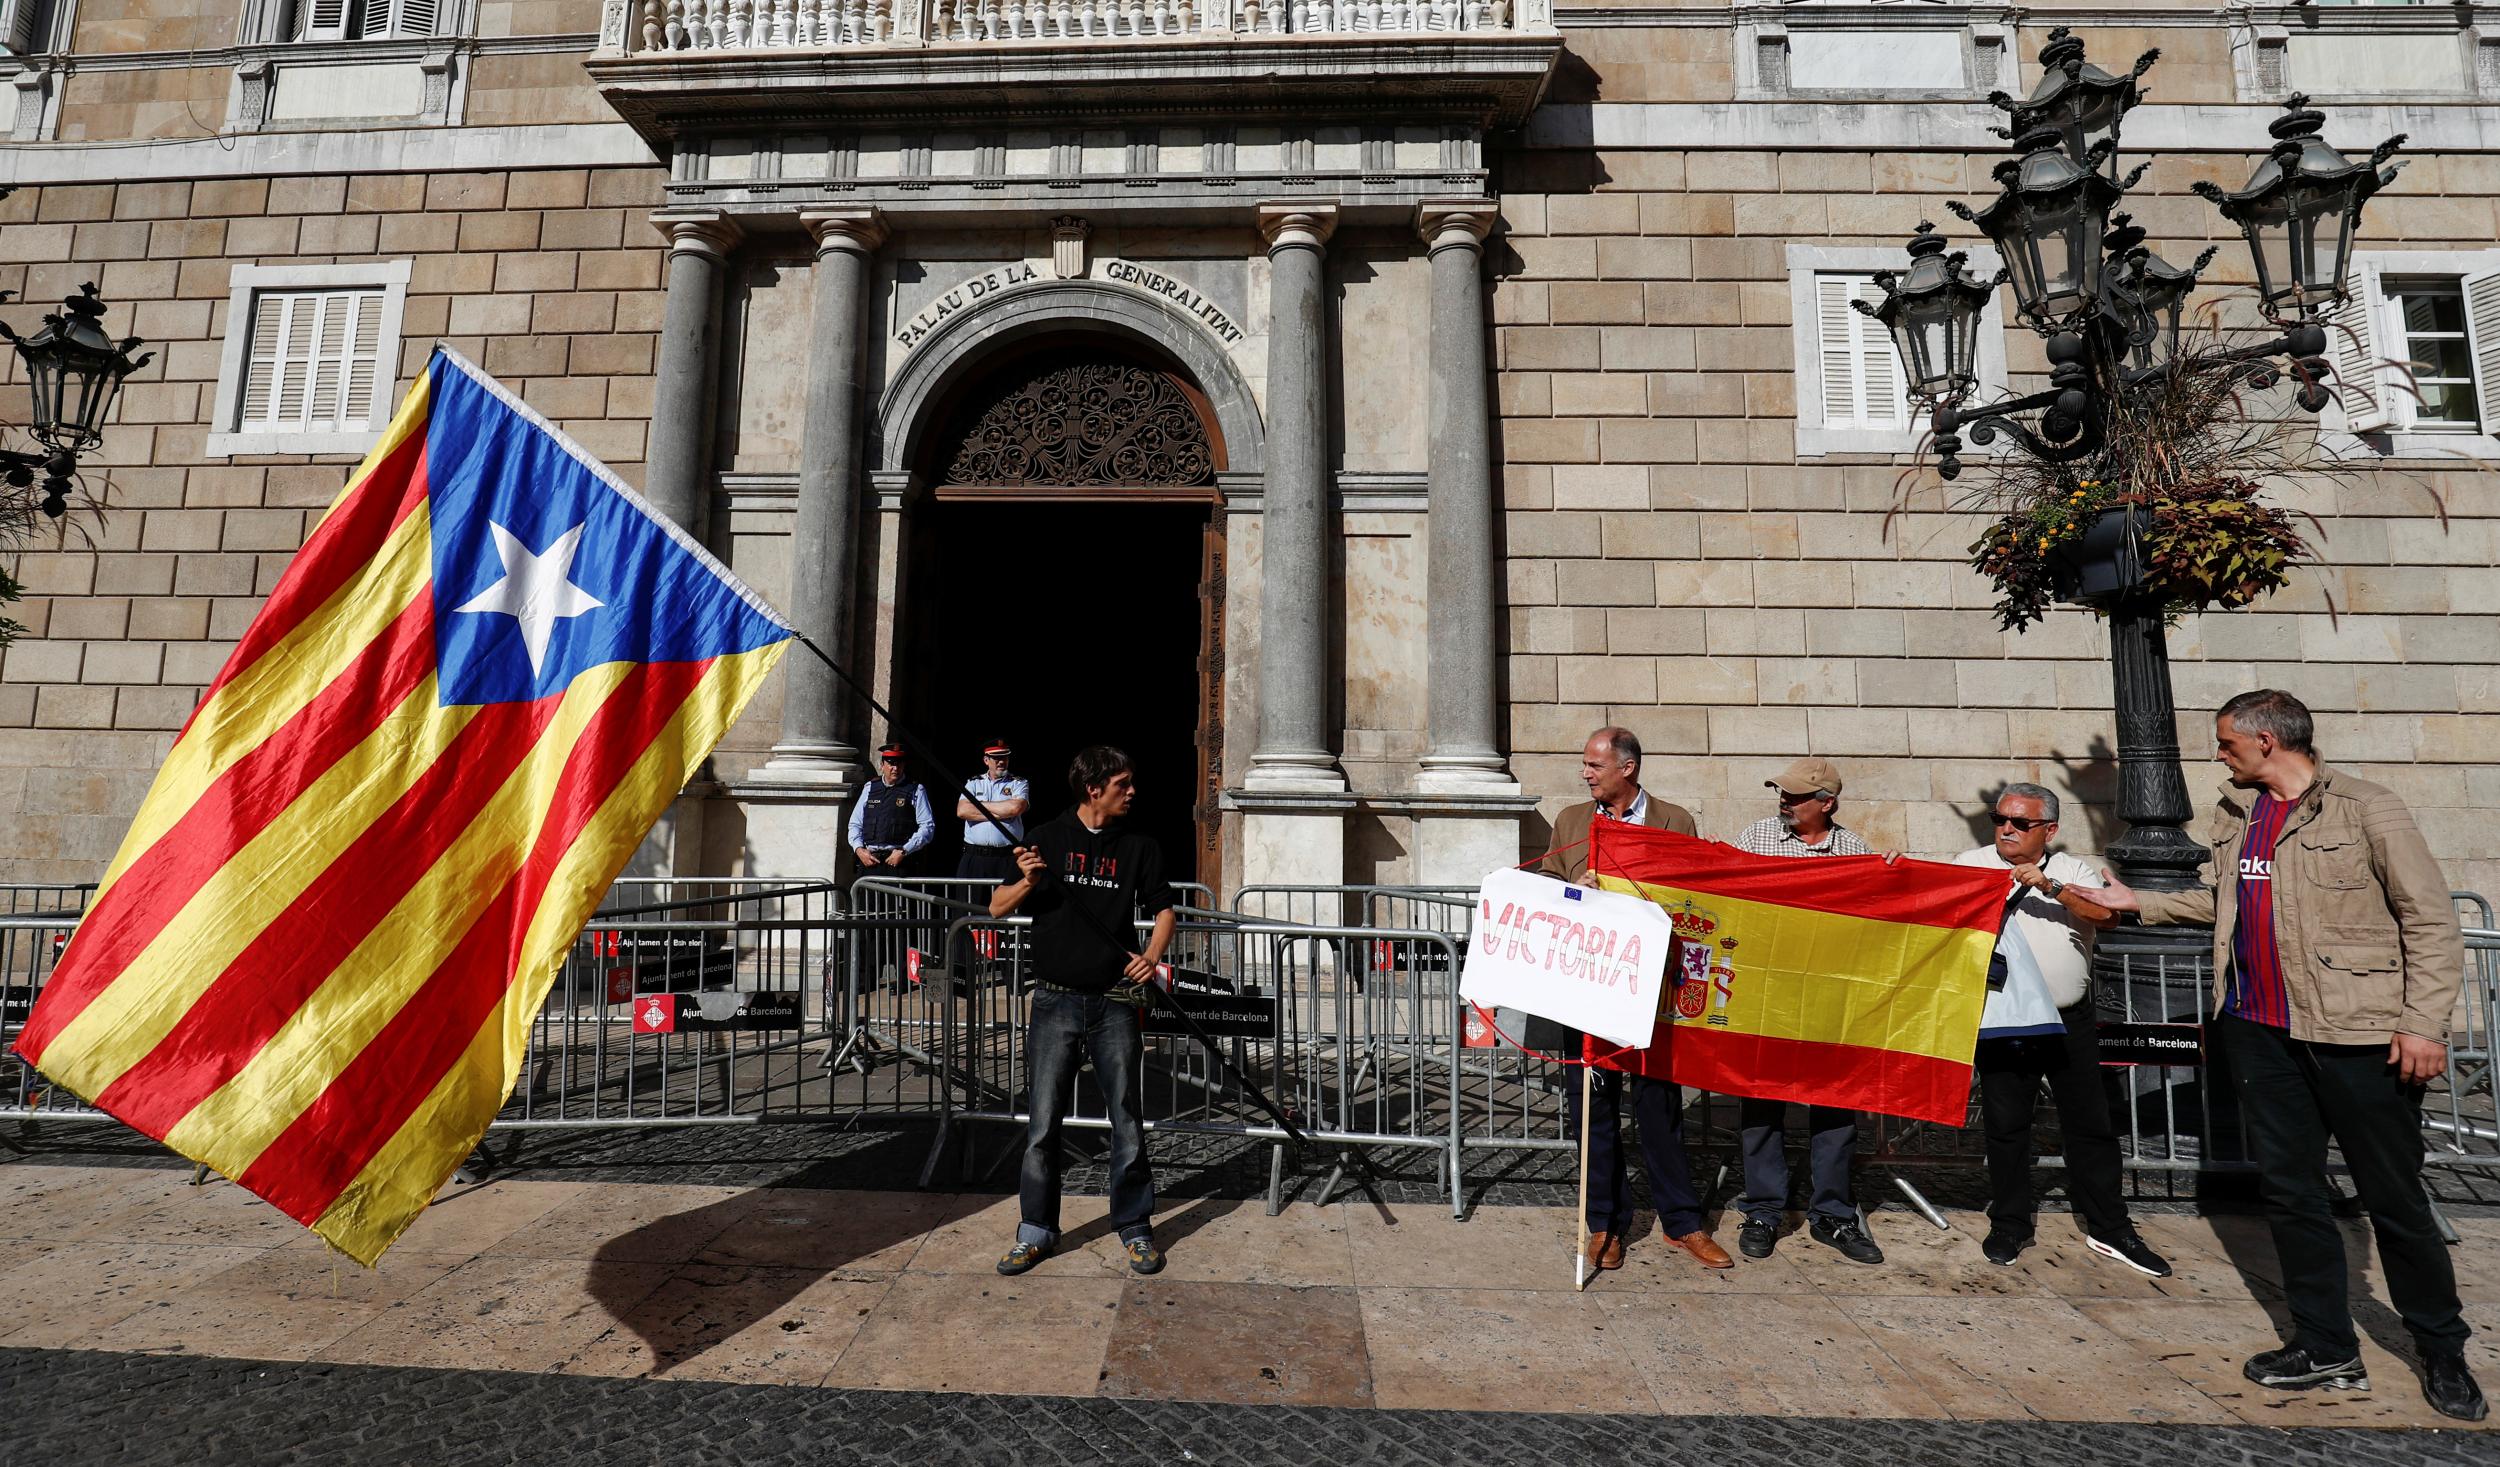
[[1951, 784, 2171, 1278]]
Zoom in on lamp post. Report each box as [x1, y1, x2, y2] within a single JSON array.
[[1859, 31, 2403, 890], [0, 281, 152, 519]]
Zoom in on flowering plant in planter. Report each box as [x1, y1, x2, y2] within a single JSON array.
[[1958, 330, 2322, 631]]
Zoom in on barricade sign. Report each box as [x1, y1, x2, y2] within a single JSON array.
[[598, 931, 737, 1003], [1373, 936, 1463, 973], [1144, 963, 1270, 1037], [1140, 983, 1279, 1039], [632, 990, 803, 1033], [2099, 1021, 2204, 1066]]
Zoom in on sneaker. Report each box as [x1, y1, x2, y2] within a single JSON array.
[[1737, 1218, 1778, 1259], [2425, 1351, 2489, 1422], [1981, 1223, 2034, 1267], [2087, 1226, 2174, 1279], [996, 1240, 1048, 1276], [1122, 1236, 1165, 1275], [2243, 1345, 2368, 1392], [1810, 1216, 1885, 1265]]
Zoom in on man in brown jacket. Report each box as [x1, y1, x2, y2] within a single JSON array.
[[2098, 689, 2481, 1421], [1535, 727, 1730, 1274]]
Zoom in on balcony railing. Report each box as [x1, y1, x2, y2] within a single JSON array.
[[628, 0, 1541, 52]]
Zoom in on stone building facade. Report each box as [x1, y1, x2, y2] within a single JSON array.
[[0, 0, 2493, 900]]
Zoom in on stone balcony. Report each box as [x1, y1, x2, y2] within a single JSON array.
[[588, 0, 1564, 145]]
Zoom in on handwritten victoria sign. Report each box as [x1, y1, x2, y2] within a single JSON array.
[[893, 258, 1246, 352], [1458, 868, 1674, 1050]]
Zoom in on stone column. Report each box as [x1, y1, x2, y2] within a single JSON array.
[[1409, 201, 1531, 887], [642, 209, 738, 541], [761, 207, 888, 779], [737, 209, 886, 882], [1417, 200, 1511, 792], [1236, 204, 1350, 914], [1246, 203, 1344, 793]]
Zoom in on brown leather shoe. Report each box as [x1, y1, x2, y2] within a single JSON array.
[[1600, 1232, 1627, 1270], [1584, 1230, 1613, 1272], [1671, 1230, 1735, 1270]]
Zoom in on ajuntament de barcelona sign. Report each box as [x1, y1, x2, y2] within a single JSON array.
[[894, 258, 1246, 352]]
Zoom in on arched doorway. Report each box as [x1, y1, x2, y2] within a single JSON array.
[[898, 335, 1228, 890]]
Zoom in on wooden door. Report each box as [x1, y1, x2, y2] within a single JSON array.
[[1191, 511, 1228, 897]]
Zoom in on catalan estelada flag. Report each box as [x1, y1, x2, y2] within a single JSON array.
[[10, 349, 792, 1264], [1587, 821, 2007, 1125]]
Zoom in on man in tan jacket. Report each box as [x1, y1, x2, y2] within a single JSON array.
[[2098, 689, 2481, 1421], [1535, 727, 1730, 1274]]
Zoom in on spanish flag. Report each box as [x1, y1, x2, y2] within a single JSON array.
[[10, 350, 792, 1264], [1588, 822, 2006, 1126]]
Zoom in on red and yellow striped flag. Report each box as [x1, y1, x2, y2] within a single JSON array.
[[1587, 821, 2007, 1125], [11, 350, 792, 1263]]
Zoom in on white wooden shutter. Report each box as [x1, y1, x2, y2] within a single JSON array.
[[0, 0, 41, 54], [297, 0, 351, 40], [1816, 276, 1858, 426], [2458, 265, 2500, 437], [2328, 257, 2389, 433], [1816, 274, 1908, 431], [238, 289, 387, 434], [372, 0, 441, 37]]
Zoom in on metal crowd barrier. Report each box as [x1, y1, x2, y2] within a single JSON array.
[[920, 907, 1472, 1216], [4, 872, 2494, 1231], [499, 880, 848, 1128]]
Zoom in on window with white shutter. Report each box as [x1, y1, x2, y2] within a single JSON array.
[[1815, 273, 1912, 432], [290, 0, 443, 41], [236, 289, 387, 436], [2331, 251, 2500, 455], [209, 262, 412, 458], [1787, 244, 2007, 456]]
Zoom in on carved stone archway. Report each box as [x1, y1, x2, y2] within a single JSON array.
[[875, 279, 1264, 481]]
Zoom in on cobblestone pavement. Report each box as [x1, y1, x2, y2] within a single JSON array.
[[7, 1347, 2498, 1467]]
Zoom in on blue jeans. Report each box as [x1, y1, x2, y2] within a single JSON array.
[[1018, 988, 1155, 1247]]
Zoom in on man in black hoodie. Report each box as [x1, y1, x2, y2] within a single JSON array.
[[988, 745, 1178, 1277]]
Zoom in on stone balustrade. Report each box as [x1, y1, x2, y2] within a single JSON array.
[[631, 0, 1534, 50]]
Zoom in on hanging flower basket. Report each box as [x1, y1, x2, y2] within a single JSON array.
[[2048, 503, 2148, 606], [1973, 476, 2309, 630]]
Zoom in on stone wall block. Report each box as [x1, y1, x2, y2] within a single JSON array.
[[1707, 705, 1809, 756], [1606, 607, 1706, 655]]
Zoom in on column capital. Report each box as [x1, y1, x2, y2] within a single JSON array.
[[1416, 199, 1500, 253], [801, 207, 890, 257], [1257, 202, 1338, 254], [650, 208, 740, 259]]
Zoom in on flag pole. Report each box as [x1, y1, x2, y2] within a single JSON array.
[[1575, 1060, 1594, 1291], [786, 632, 1315, 1153]]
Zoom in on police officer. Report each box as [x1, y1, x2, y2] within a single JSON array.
[[956, 738, 1030, 882], [849, 743, 934, 875]]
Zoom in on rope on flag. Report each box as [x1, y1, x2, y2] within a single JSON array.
[[1586, 821, 2008, 1126], [11, 348, 793, 1264]]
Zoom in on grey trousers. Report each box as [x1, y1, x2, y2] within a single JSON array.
[[1738, 1097, 1860, 1227]]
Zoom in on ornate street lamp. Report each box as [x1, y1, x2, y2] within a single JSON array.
[[0, 282, 151, 517], [2193, 94, 2406, 323], [1992, 26, 2158, 185], [1959, 126, 2126, 325], [1870, 36, 2402, 894], [1856, 222, 1998, 403]]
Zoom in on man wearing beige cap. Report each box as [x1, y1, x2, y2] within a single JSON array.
[[1729, 756, 1884, 1264]]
